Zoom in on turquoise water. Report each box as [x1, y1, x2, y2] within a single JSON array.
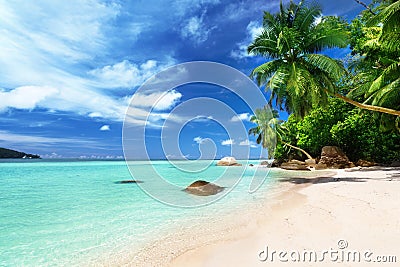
[[0, 160, 291, 266]]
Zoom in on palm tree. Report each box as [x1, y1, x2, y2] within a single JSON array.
[[249, 107, 313, 159], [368, 0, 400, 52], [248, 107, 277, 159], [349, 0, 400, 130], [248, 0, 400, 117]]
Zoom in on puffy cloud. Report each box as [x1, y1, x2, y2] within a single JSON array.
[[230, 113, 252, 122], [230, 21, 264, 59], [88, 59, 174, 89], [131, 90, 182, 111], [100, 125, 110, 131], [0, 86, 59, 111], [88, 112, 103, 118], [221, 139, 235, 146]]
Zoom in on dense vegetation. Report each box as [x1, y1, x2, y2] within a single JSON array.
[[0, 148, 41, 159], [248, 0, 400, 164]]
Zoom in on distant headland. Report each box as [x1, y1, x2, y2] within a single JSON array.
[[0, 147, 41, 159]]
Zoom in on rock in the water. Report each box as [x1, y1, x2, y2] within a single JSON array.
[[184, 180, 225, 196], [260, 160, 275, 167], [280, 160, 310, 171], [114, 180, 143, 184], [356, 159, 376, 167], [319, 146, 353, 169], [216, 157, 242, 166]]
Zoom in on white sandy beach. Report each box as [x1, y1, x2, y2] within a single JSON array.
[[169, 167, 400, 267], [127, 167, 400, 266]]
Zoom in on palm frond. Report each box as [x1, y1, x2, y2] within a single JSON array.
[[250, 60, 283, 82], [305, 29, 348, 52], [304, 54, 346, 81], [295, 2, 322, 32], [367, 0, 400, 28]]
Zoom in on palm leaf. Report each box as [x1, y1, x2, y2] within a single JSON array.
[[295, 2, 322, 32]]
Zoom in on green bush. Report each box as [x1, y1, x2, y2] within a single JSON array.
[[273, 98, 400, 164], [331, 111, 400, 163]]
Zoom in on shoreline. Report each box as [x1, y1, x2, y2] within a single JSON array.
[[126, 167, 400, 266], [122, 169, 338, 266]]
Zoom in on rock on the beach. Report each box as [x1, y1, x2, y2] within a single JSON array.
[[390, 161, 400, 167], [315, 163, 328, 170], [280, 160, 310, 171], [184, 180, 225, 196], [319, 146, 353, 169], [356, 159, 377, 167], [305, 158, 317, 167], [216, 157, 242, 166]]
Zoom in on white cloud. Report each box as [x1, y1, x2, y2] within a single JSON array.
[[230, 113, 252, 122], [230, 21, 264, 59], [0, 0, 120, 81], [0, 130, 100, 146], [181, 11, 215, 44], [131, 90, 182, 111], [88, 112, 103, 118], [0, 86, 59, 111], [239, 139, 257, 148], [193, 136, 205, 144], [221, 139, 235, 146], [0, 1, 179, 123], [88, 59, 174, 89], [100, 125, 110, 131]]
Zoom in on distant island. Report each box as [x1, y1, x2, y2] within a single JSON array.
[[0, 147, 41, 159]]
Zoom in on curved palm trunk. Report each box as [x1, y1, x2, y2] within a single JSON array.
[[353, 0, 376, 15], [281, 141, 313, 160], [325, 90, 400, 116]]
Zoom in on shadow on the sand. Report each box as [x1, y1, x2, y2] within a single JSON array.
[[345, 166, 400, 172], [388, 173, 400, 181], [279, 177, 367, 185]]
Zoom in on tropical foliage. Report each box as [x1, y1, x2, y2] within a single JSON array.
[[248, 1, 348, 118], [349, 0, 400, 131], [249, 107, 312, 159], [248, 0, 400, 164], [248, 0, 400, 119], [248, 107, 278, 159], [273, 99, 400, 163]]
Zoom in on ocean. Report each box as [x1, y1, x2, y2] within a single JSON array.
[[0, 160, 308, 266]]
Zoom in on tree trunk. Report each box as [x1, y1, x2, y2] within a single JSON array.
[[325, 90, 400, 117], [353, 0, 376, 15], [281, 141, 313, 160]]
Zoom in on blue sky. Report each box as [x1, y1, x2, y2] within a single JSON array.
[[0, 0, 371, 159]]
